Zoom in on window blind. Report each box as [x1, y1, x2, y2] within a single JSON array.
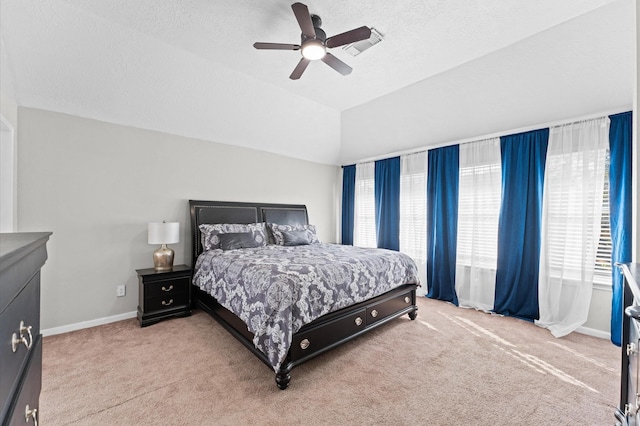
[[354, 162, 376, 248], [400, 152, 427, 264], [543, 147, 608, 283]]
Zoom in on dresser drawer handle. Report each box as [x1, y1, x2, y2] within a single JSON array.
[[161, 285, 174, 292], [404, 296, 411, 304], [370, 310, 378, 318], [25, 404, 38, 425], [300, 339, 310, 350], [11, 321, 33, 352], [354, 317, 363, 326], [161, 299, 174, 306]]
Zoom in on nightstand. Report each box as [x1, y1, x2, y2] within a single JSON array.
[[136, 264, 192, 327]]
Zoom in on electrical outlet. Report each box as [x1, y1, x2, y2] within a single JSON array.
[[116, 285, 126, 297]]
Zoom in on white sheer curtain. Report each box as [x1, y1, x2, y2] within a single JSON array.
[[536, 117, 609, 337], [400, 152, 427, 292], [353, 162, 376, 248], [455, 138, 501, 311]]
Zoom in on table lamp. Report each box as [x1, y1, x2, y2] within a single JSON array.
[[148, 221, 179, 271]]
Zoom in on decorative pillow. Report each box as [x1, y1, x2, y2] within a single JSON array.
[[269, 223, 320, 246], [199, 223, 267, 251], [281, 230, 311, 246], [218, 232, 262, 250]]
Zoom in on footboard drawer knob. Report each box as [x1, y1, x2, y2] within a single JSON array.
[[355, 317, 363, 326], [404, 297, 410, 304], [300, 339, 310, 350], [371, 310, 378, 318]]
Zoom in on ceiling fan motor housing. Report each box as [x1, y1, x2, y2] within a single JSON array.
[[302, 14, 326, 43]]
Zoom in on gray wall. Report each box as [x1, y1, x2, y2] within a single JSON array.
[[17, 107, 339, 330]]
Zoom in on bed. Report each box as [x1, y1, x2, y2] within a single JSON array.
[[189, 200, 419, 389]]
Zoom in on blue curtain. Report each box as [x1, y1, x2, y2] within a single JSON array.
[[609, 111, 632, 346], [341, 165, 356, 245], [374, 157, 401, 250], [426, 145, 459, 305], [494, 129, 549, 321]]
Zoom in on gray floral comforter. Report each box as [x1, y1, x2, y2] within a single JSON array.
[[193, 243, 419, 371]]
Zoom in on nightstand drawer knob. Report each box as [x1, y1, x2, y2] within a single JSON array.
[[371, 310, 378, 318], [161, 285, 174, 292], [161, 299, 174, 306]]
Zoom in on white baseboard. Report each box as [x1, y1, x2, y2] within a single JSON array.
[[41, 311, 137, 337], [576, 325, 611, 340]]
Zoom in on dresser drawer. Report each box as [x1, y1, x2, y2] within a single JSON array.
[[0, 273, 40, 415], [291, 308, 367, 361], [3, 336, 42, 426], [366, 290, 414, 326], [144, 291, 189, 312], [142, 277, 190, 299]]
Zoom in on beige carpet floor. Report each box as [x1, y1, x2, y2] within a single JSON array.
[[40, 297, 619, 425]]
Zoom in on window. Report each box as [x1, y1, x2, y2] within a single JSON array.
[[353, 162, 376, 248], [454, 138, 501, 311], [536, 117, 610, 337], [400, 152, 427, 286], [541, 119, 610, 286], [456, 140, 501, 270]]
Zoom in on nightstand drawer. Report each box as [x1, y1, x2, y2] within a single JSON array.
[[145, 291, 189, 312], [143, 277, 190, 299]]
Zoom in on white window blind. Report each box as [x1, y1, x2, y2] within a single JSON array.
[[455, 138, 501, 311], [400, 152, 427, 288], [354, 162, 376, 248], [542, 144, 608, 282]]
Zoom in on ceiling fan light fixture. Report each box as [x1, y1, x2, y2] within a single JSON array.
[[301, 39, 326, 60]]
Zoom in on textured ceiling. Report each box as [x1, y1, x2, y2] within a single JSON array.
[[0, 0, 632, 164]]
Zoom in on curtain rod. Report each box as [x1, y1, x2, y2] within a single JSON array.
[[343, 107, 630, 167]]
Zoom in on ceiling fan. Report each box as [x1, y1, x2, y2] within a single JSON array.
[[253, 2, 372, 80]]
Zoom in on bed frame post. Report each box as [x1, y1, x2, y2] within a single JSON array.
[[275, 370, 292, 390]]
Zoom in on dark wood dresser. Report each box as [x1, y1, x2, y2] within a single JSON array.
[[0, 232, 51, 426], [616, 263, 640, 425]]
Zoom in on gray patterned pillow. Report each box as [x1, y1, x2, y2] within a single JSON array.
[[281, 230, 311, 246], [199, 223, 267, 251], [269, 223, 320, 246], [218, 232, 262, 250]]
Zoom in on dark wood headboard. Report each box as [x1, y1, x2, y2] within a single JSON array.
[[189, 200, 309, 266]]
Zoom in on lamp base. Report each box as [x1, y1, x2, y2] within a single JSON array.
[[153, 244, 175, 271]]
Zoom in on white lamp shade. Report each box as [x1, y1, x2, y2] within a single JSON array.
[[148, 222, 179, 245]]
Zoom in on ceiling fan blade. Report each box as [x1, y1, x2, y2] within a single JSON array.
[[291, 2, 316, 38], [254, 42, 300, 50], [290, 58, 311, 80], [321, 53, 352, 76], [326, 26, 372, 48]]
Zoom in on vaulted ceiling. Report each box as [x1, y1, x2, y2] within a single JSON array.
[[0, 0, 634, 165]]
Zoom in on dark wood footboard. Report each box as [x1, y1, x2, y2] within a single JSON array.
[[193, 283, 418, 389]]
